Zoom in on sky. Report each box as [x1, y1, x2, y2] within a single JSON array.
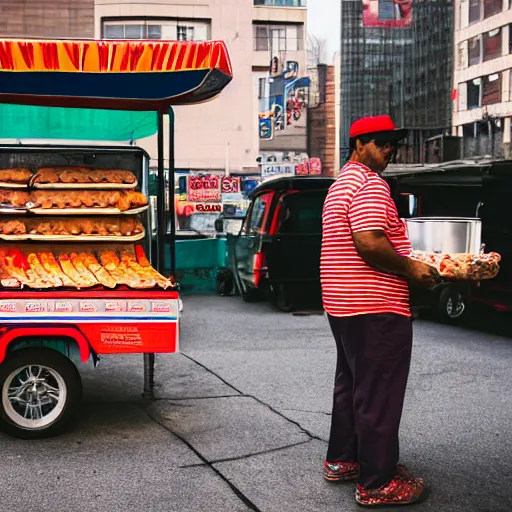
[[307, 0, 341, 63]]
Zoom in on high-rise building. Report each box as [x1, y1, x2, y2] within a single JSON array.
[[453, 0, 512, 159], [339, 0, 453, 165]]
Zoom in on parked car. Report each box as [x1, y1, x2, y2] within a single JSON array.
[[215, 175, 335, 311]]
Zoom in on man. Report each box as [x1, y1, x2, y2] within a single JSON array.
[[320, 115, 439, 507]]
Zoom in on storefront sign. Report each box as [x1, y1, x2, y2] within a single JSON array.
[[221, 177, 240, 194], [261, 163, 295, 179], [195, 204, 222, 213], [187, 175, 222, 203]]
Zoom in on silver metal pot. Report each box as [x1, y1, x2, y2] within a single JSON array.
[[405, 217, 482, 254]]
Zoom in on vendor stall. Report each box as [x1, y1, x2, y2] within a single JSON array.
[[0, 38, 232, 438]]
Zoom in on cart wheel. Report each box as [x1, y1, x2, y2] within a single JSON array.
[[437, 287, 467, 322], [273, 284, 294, 313], [0, 348, 82, 439], [216, 270, 234, 296]]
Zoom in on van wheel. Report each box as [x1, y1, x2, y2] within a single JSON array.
[[0, 348, 82, 439], [436, 287, 467, 322], [273, 284, 294, 312]]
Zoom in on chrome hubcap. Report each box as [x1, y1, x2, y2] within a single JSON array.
[[447, 294, 465, 318], [2, 365, 66, 429]]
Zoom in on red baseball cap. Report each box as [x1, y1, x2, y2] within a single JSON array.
[[349, 115, 407, 142]]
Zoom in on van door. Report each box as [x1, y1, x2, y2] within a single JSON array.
[[234, 191, 274, 290]]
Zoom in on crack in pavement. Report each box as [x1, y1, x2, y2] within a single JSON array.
[[142, 405, 261, 512], [181, 353, 326, 443], [178, 439, 313, 468], [151, 394, 244, 401], [281, 408, 331, 417]]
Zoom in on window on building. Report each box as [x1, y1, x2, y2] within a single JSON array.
[[467, 78, 482, 109], [483, 0, 502, 19], [468, 36, 481, 65], [483, 28, 502, 61], [482, 72, 502, 105], [177, 26, 194, 41], [103, 19, 210, 41], [253, 23, 304, 52], [469, 0, 481, 23]]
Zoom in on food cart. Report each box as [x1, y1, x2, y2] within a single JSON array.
[[0, 38, 232, 438]]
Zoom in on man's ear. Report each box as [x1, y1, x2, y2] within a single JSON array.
[[355, 138, 365, 154]]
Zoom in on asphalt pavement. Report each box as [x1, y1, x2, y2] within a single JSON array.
[[0, 296, 511, 512]]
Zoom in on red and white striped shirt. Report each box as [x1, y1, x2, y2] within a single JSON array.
[[321, 162, 412, 318]]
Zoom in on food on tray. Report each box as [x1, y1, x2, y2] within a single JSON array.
[[0, 245, 174, 290], [31, 167, 137, 185], [0, 217, 144, 237], [29, 217, 143, 237], [30, 190, 147, 211], [0, 190, 30, 207], [0, 168, 33, 184], [411, 251, 501, 281], [0, 219, 27, 234]]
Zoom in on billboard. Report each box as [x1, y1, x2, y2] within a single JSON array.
[[259, 61, 310, 141], [362, 0, 412, 28]]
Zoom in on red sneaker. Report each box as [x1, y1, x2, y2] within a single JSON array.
[[323, 461, 360, 482], [356, 473, 425, 507]]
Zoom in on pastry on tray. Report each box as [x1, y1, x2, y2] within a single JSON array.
[[0, 190, 30, 207], [27, 217, 144, 237], [0, 168, 33, 184], [0, 245, 174, 290], [0, 219, 27, 235], [32, 167, 137, 185], [29, 190, 147, 211], [411, 251, 501, 281]]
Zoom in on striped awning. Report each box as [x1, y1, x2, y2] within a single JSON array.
[[0, 39, 233, 110]]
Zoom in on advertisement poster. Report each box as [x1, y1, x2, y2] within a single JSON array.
[[259, 117, 274, 140], [309, 158, 322, 175], [187, 175, 222, 203], [259, 61, 310, 140], [362, 0, 413, 28], [221, 176, 241, 194]]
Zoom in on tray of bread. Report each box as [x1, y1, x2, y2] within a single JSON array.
[[0, 217, 145, 242], [0, 244, 174, 290], [0, 168, 33, 188], [411, 250, 501, 281], [29, 167, 138, 189], [0, 190, 148, 215]]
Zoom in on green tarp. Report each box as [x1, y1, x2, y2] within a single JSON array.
[[0, 104, 158, 141]]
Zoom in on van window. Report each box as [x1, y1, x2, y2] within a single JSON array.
[[246, 192, 273, 234], [278, 190, 327, 234]]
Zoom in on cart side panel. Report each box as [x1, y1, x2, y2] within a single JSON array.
[[79, 321, 178, 355]]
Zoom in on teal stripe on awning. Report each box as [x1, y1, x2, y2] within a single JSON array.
[[0, 104, 158, 142]]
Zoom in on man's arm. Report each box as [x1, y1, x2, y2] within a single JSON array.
[[348, 180, 439, 284], [352, 230, 408, 276], [353, 230, 440, 284]]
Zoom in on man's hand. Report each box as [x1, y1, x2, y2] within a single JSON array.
[[404, 259, 441, 287]]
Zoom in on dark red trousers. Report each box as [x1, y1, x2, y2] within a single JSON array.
[[326, 313, 413, 489]]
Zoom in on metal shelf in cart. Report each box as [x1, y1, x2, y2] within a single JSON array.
[[0, 37, 233, 437]]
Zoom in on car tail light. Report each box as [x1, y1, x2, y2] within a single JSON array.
[[253, 252, 267, 288]]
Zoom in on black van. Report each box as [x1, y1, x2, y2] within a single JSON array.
[[216, 176, 335, 311]]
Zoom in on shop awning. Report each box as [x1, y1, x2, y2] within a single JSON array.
[[0, 39, 233, 110]]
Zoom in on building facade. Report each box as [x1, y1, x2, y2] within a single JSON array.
[[307, 64, 337, 176], [340, 0, 453, 165], [0, 0, 307, 174], [453, 0, 512, 158]]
